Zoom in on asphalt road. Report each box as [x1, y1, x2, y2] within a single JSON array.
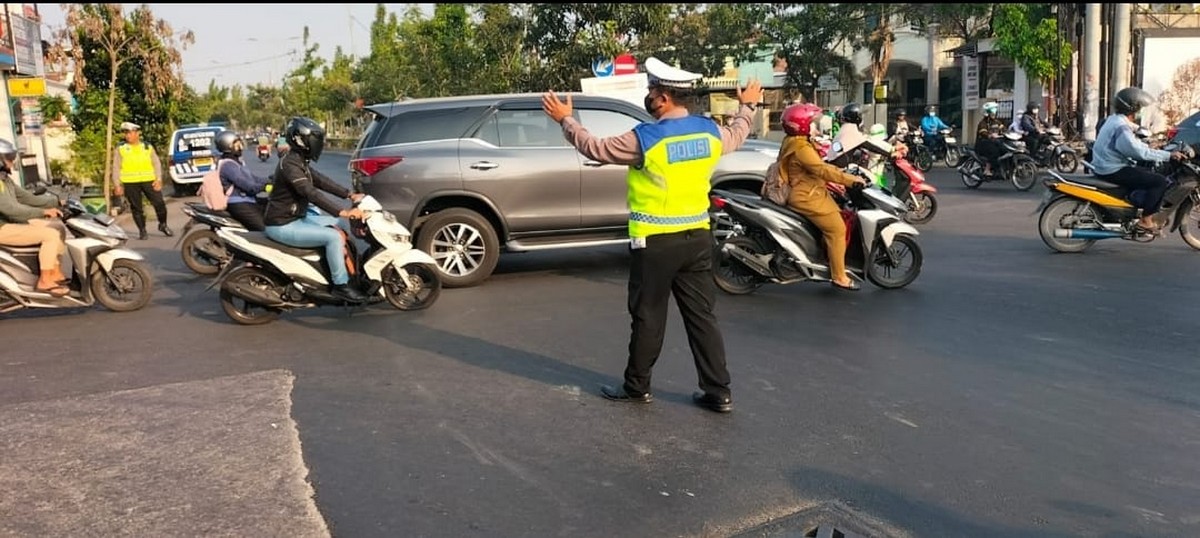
[[1, 153, 1198, 538]]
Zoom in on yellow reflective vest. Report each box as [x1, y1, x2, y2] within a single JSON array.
[[118, 142, 157, 183], [627, 116, 723, 238]]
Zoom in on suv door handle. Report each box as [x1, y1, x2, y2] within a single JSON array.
[[470, 161, 499, 170], [583, 160, 605, 167]]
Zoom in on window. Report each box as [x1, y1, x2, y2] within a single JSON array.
[[475, 109, 567, 148], [576, 108, 641, 138], [376, 106, 488, 146]]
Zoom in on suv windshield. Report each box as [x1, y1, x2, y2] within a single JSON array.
[[173, 128, 222, 154]]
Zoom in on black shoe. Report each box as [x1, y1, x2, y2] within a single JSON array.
[[692, 391, 733, 413], [138, 229, 148, 240], [159, 223, 174, 237], [600, 384, 653, 404], [331, 284, 368, 303]]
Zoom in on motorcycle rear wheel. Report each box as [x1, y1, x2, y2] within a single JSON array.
[[1038, 197, 1099, 253], [903, 192, 938, 224], [713, 235, 767, 295], [382, 263, 442, 310], [866, 235, 922, 289], [912, 146, 933, 172], [1011, 157, 1039, 191], [180, 229, 226, 275], [219, 266, 282, 325], [1177, 198, 1200, 251]]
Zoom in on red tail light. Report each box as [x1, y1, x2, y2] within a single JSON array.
[[1167, 127, 1179, 141], [710, 195, 727, 209], [351, 156, 404, 177]]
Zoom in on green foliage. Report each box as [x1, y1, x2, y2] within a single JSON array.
[[762, 4, 858, 98], [992, 4, 1072, 83], [68, 89, 126, 185]]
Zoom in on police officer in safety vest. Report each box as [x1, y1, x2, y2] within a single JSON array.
[[542, 57, 763, 414], [112, 121, 171, 240]]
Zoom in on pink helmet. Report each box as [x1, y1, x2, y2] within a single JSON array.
[[781, 103, 822, 137]]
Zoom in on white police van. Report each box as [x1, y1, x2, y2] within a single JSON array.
[[168, 123, 227, 195]]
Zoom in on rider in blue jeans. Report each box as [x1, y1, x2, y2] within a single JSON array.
[[263, 116, 367, 303]]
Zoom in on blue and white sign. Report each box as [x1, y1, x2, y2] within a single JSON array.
[[591, 57, 614, 78]]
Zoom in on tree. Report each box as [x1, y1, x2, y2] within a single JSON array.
[[991, 4, 1071, 84], [761, 4, 858, 100], [355, 4, 405, 105], [905, 4, 994, 42], [51, 3, 193, 211], [525, 4, 673, 91]]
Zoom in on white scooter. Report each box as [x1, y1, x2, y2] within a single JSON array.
[[208, 195, 441, 325], [0, 197, 154, 314]]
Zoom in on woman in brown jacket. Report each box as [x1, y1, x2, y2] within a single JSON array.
[[777, 103, 867, 291]]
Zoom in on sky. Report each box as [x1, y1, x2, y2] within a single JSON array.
[[38, 3, 432, 90]]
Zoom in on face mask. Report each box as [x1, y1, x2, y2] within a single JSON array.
[[1031, 109, 1040, 116], [644, 94, 663, 117], [928, 112, 936, 117]]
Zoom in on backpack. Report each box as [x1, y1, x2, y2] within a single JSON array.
[[198, 158, 234, 211], [760, 161, 790, 206]]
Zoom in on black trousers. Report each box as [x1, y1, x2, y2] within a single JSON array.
[[625, 228, 730, 398], [122, 181, 167, 232], [1098, 166, 1171, 215], [225, 201, 266, 231]]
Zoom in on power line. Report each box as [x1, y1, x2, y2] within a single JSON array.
[[188, 49, 302, 73]]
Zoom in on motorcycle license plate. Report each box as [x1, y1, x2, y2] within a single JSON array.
[[194, 157, 214, 168], [944, 136, 957, 144]]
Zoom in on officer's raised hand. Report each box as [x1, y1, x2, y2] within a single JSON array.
[[542, 91, 573, 124], [737, 79, 764, 107]]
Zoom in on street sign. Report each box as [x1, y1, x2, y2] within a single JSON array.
[[614, 53, 637, 75], [591, 57, 615, 78], [7, 76, 45, 97]]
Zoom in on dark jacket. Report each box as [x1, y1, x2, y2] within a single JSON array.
[[218, 156, 270, 205], [263, 152, 349, 227]]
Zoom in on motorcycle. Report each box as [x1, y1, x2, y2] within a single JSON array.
[[175, 201, 245, 275], [957, 132, 1040, 191], [911, 128, 961, 171], [1030, 127, 1080, 174], [886, 154, 939, 225], [207, 194, 442, 325], [256, 144, 270, 162], [836, 126, 938, 226], [1035, 143, 1200, 253], [1, 195, 154, 314], [710, 169, 923, 294]]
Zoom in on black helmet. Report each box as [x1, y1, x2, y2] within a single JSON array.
[[1026, 101, 1040, 113], [1112, 87, 1154, 116], [214, 130, 242, 158], [285, 117, 326, 162], [838, 103, 863, 126], [894, 109, 907, 118], [0, 139, 15, 172]]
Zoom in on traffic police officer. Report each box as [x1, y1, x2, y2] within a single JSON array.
[[112, 121, 171, 239], [542, 57, 763, 413]]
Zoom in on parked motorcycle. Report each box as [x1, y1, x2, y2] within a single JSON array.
[[911, 128, 961, 171], [1030, 126, 1080, 174], [208, 195, 442, 325], [175, 201, 244, 275], [957, 132, 1040, 191], [1035, 142, 1200, 252], [1, 196, 154, 314], [710, 172, 923, 294], [256, 144, 270, 162]]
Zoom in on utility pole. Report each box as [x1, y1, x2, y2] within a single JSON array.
[[1110, 3, 1132, 92], [1082, 3, 1103, 142]]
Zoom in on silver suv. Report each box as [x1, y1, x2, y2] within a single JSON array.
[[350, 93, 777, 288]]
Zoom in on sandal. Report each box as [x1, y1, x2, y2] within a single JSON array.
[[36, 284, 70, 297], [831, 280, 861, 292], [1134, 223, 1162, 236]]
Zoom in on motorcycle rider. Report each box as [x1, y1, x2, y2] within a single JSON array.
[[1101, 89, 1190, 225], [214, 131, 270, 231], [778, 103, 868, 291], [1093, 87, 1188, 233], [887, 109, 911, 145], [0, 139, 69, 296], [1013, 101, 1046, 161], [920, 105, 951, 155], [263, 117, 367, 303], [974, 101, 1007, 176]]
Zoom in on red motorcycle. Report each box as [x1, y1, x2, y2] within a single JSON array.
[[889, 154, 938, 225], [256, 144, 270, 162]]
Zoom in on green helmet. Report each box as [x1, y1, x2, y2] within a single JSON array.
[[983, 101, 999, 115], [868, 123, 886, 138]]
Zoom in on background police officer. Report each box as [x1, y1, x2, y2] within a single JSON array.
[[542, 57, 763, 413], [112, 121, 171, 240]]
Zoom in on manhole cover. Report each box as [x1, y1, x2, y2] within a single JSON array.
[[730, 501, 905, 538]]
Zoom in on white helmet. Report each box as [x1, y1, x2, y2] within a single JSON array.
[[983, 101, 999, 115]]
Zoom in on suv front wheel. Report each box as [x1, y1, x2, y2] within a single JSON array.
[[416, 208, 500, 288]]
